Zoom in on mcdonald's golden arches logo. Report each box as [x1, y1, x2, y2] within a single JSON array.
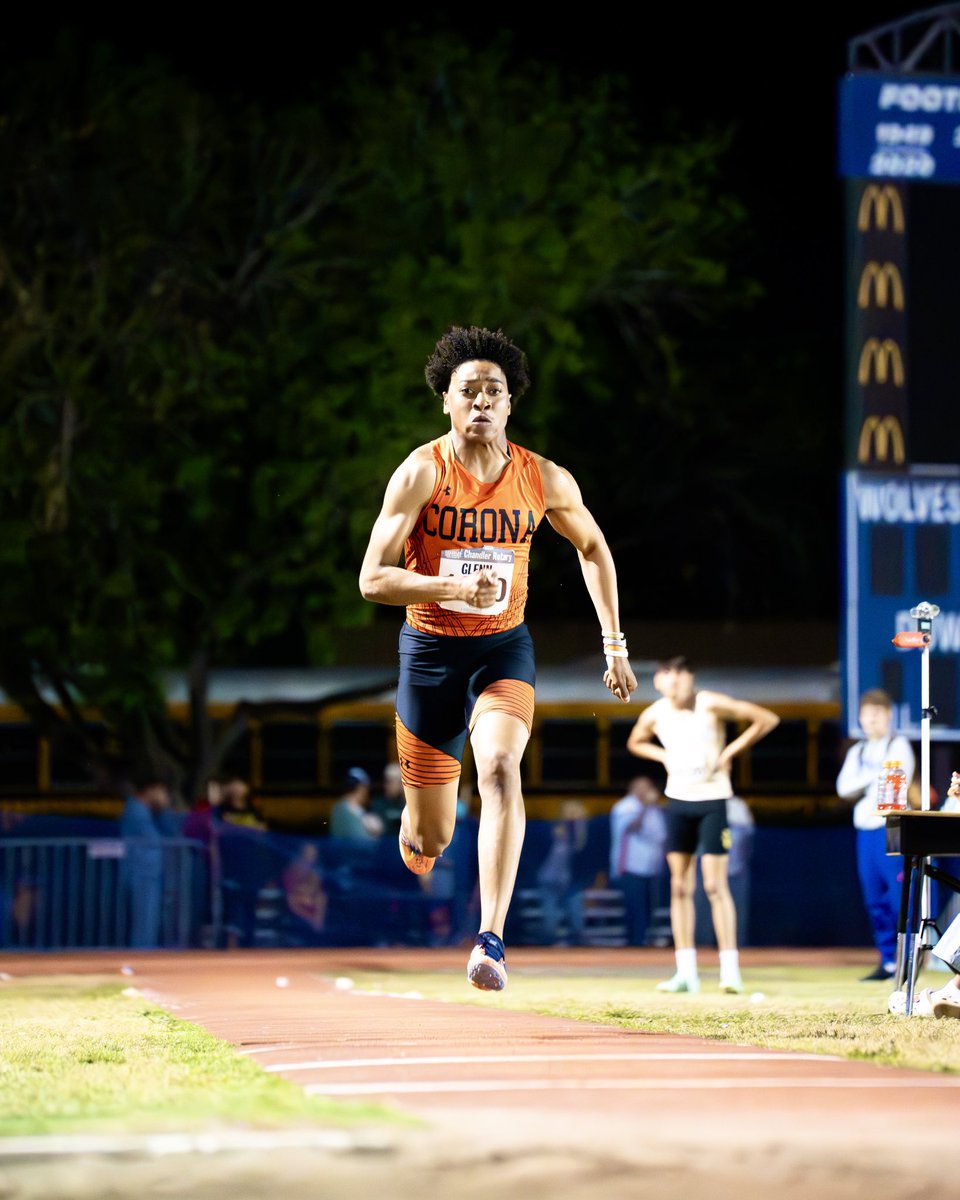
[[857, 184, 905, 234], [858, 338, 905, 386], [858, 415, 905, 465], [857, 262, 905, 310]]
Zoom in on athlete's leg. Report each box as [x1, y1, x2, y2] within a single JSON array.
[[657, 851, 699, 992], [701, 853, 737, 951], [666, 851, 697, 949], [469, 710, 530, 939], [399, 782, 459, 860]]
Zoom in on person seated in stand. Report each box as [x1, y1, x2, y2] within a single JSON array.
[[330, 767, 385, 841], [369, 762, 405, 840], [282, 841, 329, 943], [218, 774, 268, 831]]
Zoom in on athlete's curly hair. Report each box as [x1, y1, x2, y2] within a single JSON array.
[[424, 325, 531, 399]]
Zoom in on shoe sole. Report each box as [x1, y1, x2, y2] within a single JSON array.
[[467, 952, 507, 991], [398, 831, 436, 876]]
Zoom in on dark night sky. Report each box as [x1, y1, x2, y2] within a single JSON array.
[[5, 2, 921, 367], [5, 3, 939, 628]]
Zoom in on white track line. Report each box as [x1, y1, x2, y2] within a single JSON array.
[[304, 1075, 960, 1096], [0, 1129, 393, 1159], [266, 1050, 836, 1072]]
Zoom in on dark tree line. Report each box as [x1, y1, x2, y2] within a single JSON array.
[[0, 29, 837, 790]]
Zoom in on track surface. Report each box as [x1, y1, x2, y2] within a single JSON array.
[[1, 946, 957, 1199]]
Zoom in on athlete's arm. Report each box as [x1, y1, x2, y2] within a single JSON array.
[[626, 707, 668, 764], [539, 457, 637, 703], [359, 450, 499, 608], [706, 692, 780, 772]]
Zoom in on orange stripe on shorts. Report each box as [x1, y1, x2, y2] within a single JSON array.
[[470, 679, 535, 733], [395, 715, 462, 790]]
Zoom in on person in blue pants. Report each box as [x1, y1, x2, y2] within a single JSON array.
[[836, 689, 916, 982]]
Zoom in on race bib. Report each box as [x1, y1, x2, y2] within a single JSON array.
[[438, 547, 515, 614]]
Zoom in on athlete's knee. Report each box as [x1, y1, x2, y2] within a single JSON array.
[[669, 874, 695, 902], [702, 877, 731, 902], [475, 746, 523, 799]]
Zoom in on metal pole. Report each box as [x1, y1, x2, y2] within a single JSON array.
[[919, 635, 933, 939], [891, 601, 941, 1014]]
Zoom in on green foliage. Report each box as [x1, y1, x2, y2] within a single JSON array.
[[0, 31, 759, 787]]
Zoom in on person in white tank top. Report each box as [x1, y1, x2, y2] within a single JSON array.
[[627, 656, 780, 994]]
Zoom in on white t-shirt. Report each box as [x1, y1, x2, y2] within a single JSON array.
[[649, 694, 732, 802], [836, 733, 915, 830], [609, 795, 668, 877]]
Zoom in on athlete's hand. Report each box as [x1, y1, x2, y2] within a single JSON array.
[[715, 747, 735, 775], [604, 657, 637, 703], [459, 569, 500, 609]]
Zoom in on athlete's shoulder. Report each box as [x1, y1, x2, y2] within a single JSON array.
[[640, 696, 667, 724], [523, 450, 581, 506], [389, 440, 442, 498]]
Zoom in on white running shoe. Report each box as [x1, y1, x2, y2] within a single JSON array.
[[719, 977, 744, 995], [467, 941, 508, 991], [656, 973, 700, 994]]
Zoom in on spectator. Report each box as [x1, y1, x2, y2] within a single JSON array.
[[369, 762, 405, 839], [218, 774, 267, 831], [330, 768, 384, 840], [119, 772, 174, 948], [535, 814, 588, 945], [282, 841, 329, 942], [609, 775, 668, 946], [183, 775, 223, 846], [182, 776, 226, 946], [836, 688, 916, 982]]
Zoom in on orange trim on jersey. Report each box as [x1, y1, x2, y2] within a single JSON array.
[[395, 715, 462, 790], [470, 680, 535, 733]]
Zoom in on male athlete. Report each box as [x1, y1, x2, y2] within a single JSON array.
[[627, 656, 779, 993], [359, 325, 636, 990]]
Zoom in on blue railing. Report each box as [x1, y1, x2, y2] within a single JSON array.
[[0, 837, 206, 951]]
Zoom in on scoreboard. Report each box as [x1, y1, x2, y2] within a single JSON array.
[[839, 65, 960, 740], [843, 470, 960, 740]]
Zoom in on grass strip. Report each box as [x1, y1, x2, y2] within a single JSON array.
[[0, 975, 405, 1137], [326, 961, 960, 1074]]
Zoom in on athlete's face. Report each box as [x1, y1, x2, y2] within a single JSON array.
[[443, 360, 511, 443], [653, 667, 695, 703]]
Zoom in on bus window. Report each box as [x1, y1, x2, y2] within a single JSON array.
[[539, 720, 597, 785], [260, 721, 319, 787]]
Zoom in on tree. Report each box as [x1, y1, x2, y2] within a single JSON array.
[[0, 32, 757, 793]]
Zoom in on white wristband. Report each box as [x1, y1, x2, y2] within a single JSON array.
[[604, 648, 629, 659]]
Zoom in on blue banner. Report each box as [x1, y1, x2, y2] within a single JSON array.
[[843, 470, 960, 740], [838, 74, 960, 183]]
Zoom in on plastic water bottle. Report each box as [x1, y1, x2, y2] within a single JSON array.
[[876, 762, 889, 811], [878, 760, 907, 812]]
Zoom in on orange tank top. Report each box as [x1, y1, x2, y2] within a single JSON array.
[[404, 435, 546, 636]]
